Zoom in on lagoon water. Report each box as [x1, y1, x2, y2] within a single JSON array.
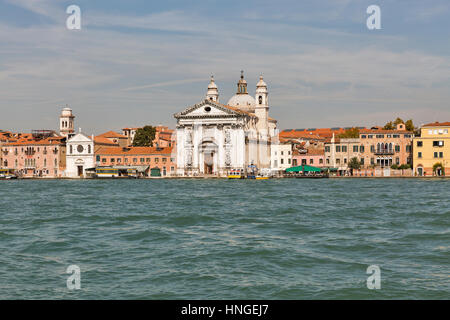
[[0, 178, 449, 299]]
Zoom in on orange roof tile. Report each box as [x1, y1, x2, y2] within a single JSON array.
[[94, 137, 119, 146], [97, 131, 128, 139], [422, 121, 450, 127]]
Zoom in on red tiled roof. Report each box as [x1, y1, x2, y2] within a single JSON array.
[[97, 131, 127, 139], [423, 122, 450, 127], [94, 136, 119, 146]]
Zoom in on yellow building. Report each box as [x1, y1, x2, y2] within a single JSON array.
[[413, 122, 450, 176]]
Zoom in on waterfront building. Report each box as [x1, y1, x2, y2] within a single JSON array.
[[95, 146, 175, 177], [359, 123, 413, 169], [293, 147, 325, 167], [413, 122, 450, 176], [66, 130, 95, 178], [1, 130, 66, 178], [271, 141, 292, 172], [324, 137, 362, 175], [174, 72, 277, 176]]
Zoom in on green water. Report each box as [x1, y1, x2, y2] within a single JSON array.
[[0, 178, 449, 299]]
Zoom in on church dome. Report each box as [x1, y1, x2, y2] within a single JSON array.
[[227, 94, 255, 110]]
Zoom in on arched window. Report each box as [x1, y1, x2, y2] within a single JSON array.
[[259, 96, 263, 104], [377, 143, 381, 152], [54, 158, 57, 167], [88, 145, 91, 154], [70, 145, 73, 154], [3, 160, 7, 167], [44, 159, 47, 167]]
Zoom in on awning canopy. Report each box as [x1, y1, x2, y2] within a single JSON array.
[[286, 165, 322, 172]]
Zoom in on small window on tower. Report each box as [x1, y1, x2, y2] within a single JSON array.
[[259, 96, 262, 104], [204, 106, 211, 112]]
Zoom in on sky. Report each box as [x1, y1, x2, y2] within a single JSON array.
[[1, 0, 450, 134]]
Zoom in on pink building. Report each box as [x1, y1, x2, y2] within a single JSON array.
[[1, 131, 66, 178], [292, 148, 325, 167]]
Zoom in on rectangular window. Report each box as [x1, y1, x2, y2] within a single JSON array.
[[370, 145, 375, 153], [140, 158, 145, 163], [288, 159, 291, 164], [433, 141, 444, 147], [309, 159, 313, 164], [396, 157, 399, 165], [342, 146, 347, 152], [361, 135, 367, 139], [417, 141, 423, 147], [326, 159, 330, 164], [319, 159, 323, 164], [395, 145, 400, 152], [360, 145, 365, 153], [111, 158, 115, 163], [325, 146, 330, 153], [117, 158, 121, 163], [434, 152, 438, 158], [439, 152, 444, 158], [418, 152, 422, 158], [281, 159, 284, 164], [336, 146, 341, 152], [344, 158, 347, 164], [146, 158, 151, 162], [353, 145, 358, 153], [102, 158, 106, 163], [133, 158, 137, 163], [125, 158, 128, 163], [336, 159, 341, 164], [406, 145, 411, 152], [302, 159, 306, 165], [360, 158, 364, 165], [370, 158, 374, 165]]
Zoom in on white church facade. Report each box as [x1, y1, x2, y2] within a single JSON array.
[[174, 72, 278, 177]]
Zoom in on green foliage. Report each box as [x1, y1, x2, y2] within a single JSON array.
[[338, 127, 360, 138], [405, 119, 414, 131], [383, 118, 415, 132], [132, 126, 156, 147], [348, 157, 361, 170], [398, 164, 411, 170], [383, 121, 394, 130], [433, 162, 444, 172], [390, 164, 399, 170]]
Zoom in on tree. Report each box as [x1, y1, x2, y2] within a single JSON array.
[[393, 117, 404, 126], [132, 126, 156, 147], [405, 119, 415, 132], [348, 157, 361, 176], [433, 162, 444, 176], [391, 164, 399, 170], [383, 121, 394, 130], [338, 127, 360, 138]]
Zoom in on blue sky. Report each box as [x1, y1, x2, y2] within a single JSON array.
[[1, 0, 450, 134]]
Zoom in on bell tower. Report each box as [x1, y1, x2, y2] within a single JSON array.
[[59, 106, 75, 138], [255, 75, 269, 131], [206, 75, 219, 102]]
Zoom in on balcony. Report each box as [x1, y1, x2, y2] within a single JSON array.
[[374, 150, 394, 155]]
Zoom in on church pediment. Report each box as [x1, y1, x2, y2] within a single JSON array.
[[68, 132, 93, 143], [174, 100, 252, 119]]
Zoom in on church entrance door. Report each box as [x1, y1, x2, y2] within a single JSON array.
[[77, 165, 83, 177], [204, 152, 214, 174]]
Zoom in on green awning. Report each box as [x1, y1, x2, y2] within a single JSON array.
[[286, 165, 322, 172]]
